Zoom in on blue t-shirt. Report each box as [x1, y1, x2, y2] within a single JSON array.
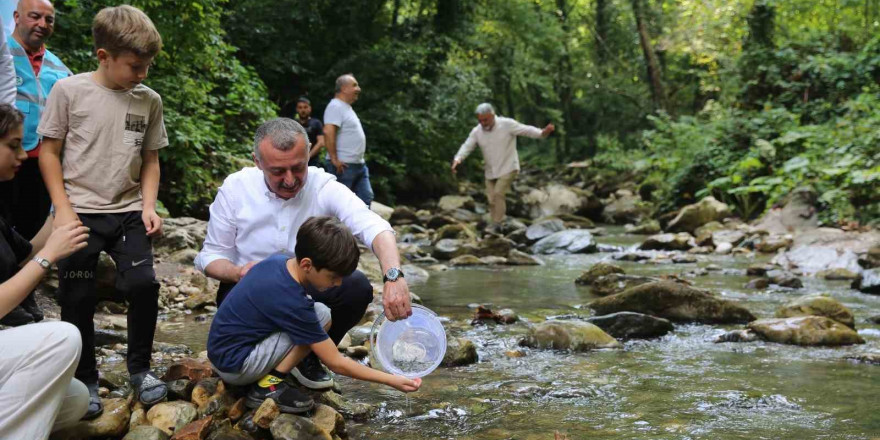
[[208, 255, 329, 373]]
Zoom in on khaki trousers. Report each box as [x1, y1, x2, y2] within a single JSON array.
[[0, 321, 89, 439], [485, 170, 518, 223]]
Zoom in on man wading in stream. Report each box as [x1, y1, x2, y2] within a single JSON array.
[[195, 117, 412, 391], [451, 103, 555, 230]]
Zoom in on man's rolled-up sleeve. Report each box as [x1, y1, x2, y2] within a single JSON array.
[[194, 186, 239, 273], [318, 181, 393, 252]]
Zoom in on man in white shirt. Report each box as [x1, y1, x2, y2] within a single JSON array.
[[451, 103, 555, 225], [195, 118, 412, 390], [323, 73, 372, 206]]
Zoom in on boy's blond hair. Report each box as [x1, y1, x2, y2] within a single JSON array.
[[92, 5, 162, 58]]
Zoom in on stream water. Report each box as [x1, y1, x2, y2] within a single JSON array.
[[153, 228, 880, 439]]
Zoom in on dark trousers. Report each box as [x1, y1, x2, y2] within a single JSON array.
[[216, 269, 373, 345], [0, 157, 51, 239], [57, 211, 159, 385]]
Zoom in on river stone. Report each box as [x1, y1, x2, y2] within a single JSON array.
[[438, 195, 475, 212], [442, 337, 478, 367], [747, 316, 864, 346], [316, 391, 376, 422], [163, 358, 214, 383], [816, 268, 860, 280], [532, 230, 597, 254], [426, 214, 458, 229], [666, 196, 731, 234], [746, 263, 776, 277], [525, 218, 566, 242], [775, 294, 855, 328], [95, 328, 128, 347], [505, 249, 542, 265], [587, 281, 756, 324], [523, 320, 621, 351], [556, 213, 595, 229], [714, 329, 760, 343], [480, 256, 508, 265], [449, 254, 484, 266], [369, 201, 393, 221], [389, 206, 420, 226], [602, 192, 650, 224], [148, 401, 199, 435], [585, 312, 674, 339], [852, 268, 880, 294], [860, 245, 880, 269], [521, 184, 590, 219], [432, 238, 463, 260], [347, 325, 372, 346], [846, 353, 880, 365], [745, 278, 770, 289], [713, 230, 746, 247], [590, 273, 658, 297], [694, 221, 725, 245], [768, 273, 803, 289], [254, 398, 280, 428], [310, 404, 344, 437], [270, 414, 332, 440], [198, 389, 237, 418], [756, 234, 794, 253], [58, 397, 130, 438], [575, 262, 624, 286], [170, 416, 212, 440], [496, 308, 519, 324], [625, 220, 661, 235], [434, 223, 470, 242], [400, 264, 429, 285], [771, 228, 879, 274], [466, 236, 513, 257], [166, 379, 194, 401], [639, 233, 694, 251], [449, 208, 480, 223], [206, 424, 256, 440], [123, 425, 169, 440], [98, 370, 130, 391]]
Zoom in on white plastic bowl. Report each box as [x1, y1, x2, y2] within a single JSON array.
[[369, 304, 446, 379]]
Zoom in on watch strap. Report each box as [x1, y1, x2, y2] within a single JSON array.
[[31, 256, 52, 269]]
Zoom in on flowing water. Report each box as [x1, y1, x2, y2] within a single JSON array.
[[154, 228, 880, 439]]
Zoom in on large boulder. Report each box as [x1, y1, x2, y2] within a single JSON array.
[[154, 217, 208, 257], [269, 414, 332, 440], [590, 273, 659, 297], [369, 201, 394, 221], [602, 191, 650, 224], [532, 230, 597, 255], [775, 294, 855, 328], [525, 218, 566, 242], [147, 401, 199, 436], [638, 233, 694, 251], [747, 316, 864, 346], [666, 196, 731, 234], [852, 268, 880, 294], [58, 398, 130, 438], [505, 249, 543, 266], [521, 184, 594, 219], [625, 220, 661, 235], [442, 337, 478, 367], [772, 228, 880, 275], [464, 236, 514, 257], [522, 320, 621, 351], [438, 195, 475, 212], [389, 206, 421, 226], [585, 312, 674, 339], [574, 262, 624, 286], [752, 186, 819, 235], [587, 281, 755, 324]]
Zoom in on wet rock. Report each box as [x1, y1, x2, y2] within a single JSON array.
[[206, 424, 255, 440], [442, 337, 478, 367], [752, 187, 819, 235], [270, 413, 332, 440], [191, 378, 221, 408], [124, 425, 170, 440], [99, 370, 130, 391], [496, 308, 519, 324], [167, 379, 194, 401], [532, 230, 597, 255], [639, 233, 694, 251], [687, 246, 713, 255], [310, 404, 345, 438], [756, 235, 793, 253], [449, 208, 480, 223], [771, 228, 878, 275], [130, 401, 147, 428], [860, 245, 880, 269], [574, 262, 624, 286], [198, 389, 237, 418], [480, 256, 508, 265], [745, 278, 770, 289], [433, 223, 473, 242], [369, 201, 393, 220], [775, 294, 854, 328], [613, 252, 651, 262], [666, 196, 731, 234], [432, 238, 463, 260], [768, 273, 803, 289], [465, 236, 513, 257], [556, 213, 595, 229], [852, 268, 880, 294], [505, 249, 542, 265], [714, 329, 759, 343], [602, 192, 650, 224], [747, 316, 864, 346], [625, 220, 661, 235], [449, 254, 484, 266], [712, 230, 746, 247], [438, 195, 475, 212], [148, 401, 199, 436], [714, 242, 733, 255], [587, 281, 756, 324], [590, 273, 658, 297], [522, 320, 621, 351], [672, 254, 697, 264], [163, 358, 214, 383], [58, 397, 130, 438], [521, 184, 594, 219], [525, 218, 566, 242], [95, 328, 128, 347], [425, 214, 458, 229], [347, 325, 372, 347], [816, 268, 860, 280], [846, 353, 880, 365], [694, 221, 725, 245], [170, 416, 212, 440], [868, 315, 880, 324], [505, 349, 526, 358], [316, 391, 376, 422], [585, 312, 674, 339], [228, 398, 247, 422], [254, 398, 280, 429], [401, 264, 429, 285], [746, 263, 776, 277], [389, 206, 421, 226], [345, 346, 369, 358]]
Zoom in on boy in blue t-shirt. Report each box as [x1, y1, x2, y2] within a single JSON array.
[[208, 216, 421, 413]]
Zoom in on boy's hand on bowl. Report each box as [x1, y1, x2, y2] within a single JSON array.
[[390, 376, 422, 393]]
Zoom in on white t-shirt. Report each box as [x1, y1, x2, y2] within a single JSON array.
[[323, 97, 366, 164], [454, 116, 544, 180]]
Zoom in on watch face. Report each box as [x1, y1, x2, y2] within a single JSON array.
[[386, 267, 400, 281]]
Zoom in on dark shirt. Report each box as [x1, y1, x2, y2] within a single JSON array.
[[207, 254, 328, 373], [299, 117, 324, 167], [0, 216, 31, 283]]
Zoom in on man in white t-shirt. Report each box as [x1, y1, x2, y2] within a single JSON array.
[[323, 73, 372, 206], [452, 103, 555, 225]]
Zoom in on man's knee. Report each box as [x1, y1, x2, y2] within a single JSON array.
[[39, 322, 83, 362], [345, 270, 374, 306]]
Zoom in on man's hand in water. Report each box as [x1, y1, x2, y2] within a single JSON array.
[[390, 376, 422, 392]]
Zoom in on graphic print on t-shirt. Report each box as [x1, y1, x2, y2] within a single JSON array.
[[124, 113, 147, 147]]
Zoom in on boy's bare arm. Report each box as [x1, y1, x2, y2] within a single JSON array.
[[140, 149, 162, 236], [311, 338, 421, 393], [39, 137, 78, 227]]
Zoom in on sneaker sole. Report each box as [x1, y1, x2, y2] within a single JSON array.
[[289, 368, 334, 390], [245, 396, 314, 414]]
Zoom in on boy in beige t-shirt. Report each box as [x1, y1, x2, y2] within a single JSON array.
[[37, 5, 168, 420]]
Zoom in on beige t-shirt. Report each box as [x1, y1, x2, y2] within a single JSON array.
[[453, 116, 544, 180], [38, 72, 168, 213]]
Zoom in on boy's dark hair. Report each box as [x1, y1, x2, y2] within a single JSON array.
[[294, 216, 360, 275], [0, 103, 24, 138]]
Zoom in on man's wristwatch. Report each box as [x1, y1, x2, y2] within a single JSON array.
[[383, 267, 404, 283], [31, 256, 52, 270]]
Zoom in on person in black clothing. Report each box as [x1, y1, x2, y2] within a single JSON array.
[[296, 97, 325, 167]]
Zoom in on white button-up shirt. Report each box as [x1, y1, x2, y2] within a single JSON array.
[[454, 116, 544, 180], [194, 166, 393, 272]]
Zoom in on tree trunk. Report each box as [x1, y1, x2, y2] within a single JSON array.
[[595, 0, 609, 64], [556, 0, 573, 161], [631, 0, 667, 112]]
